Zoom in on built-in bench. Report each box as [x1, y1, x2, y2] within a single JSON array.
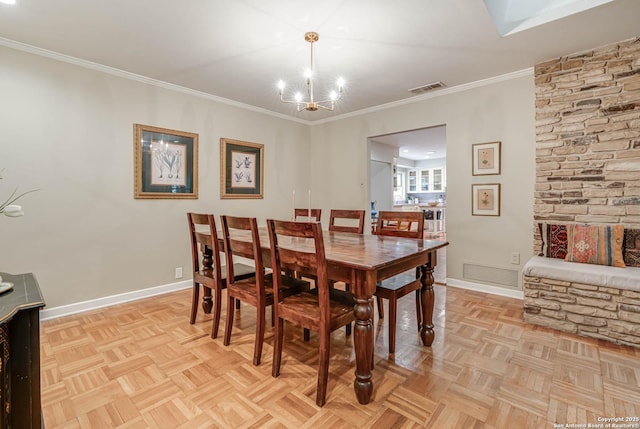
[[523, 224, 640, 347]]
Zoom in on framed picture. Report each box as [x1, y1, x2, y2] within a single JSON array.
[[472, 141, 501, 175], [472, 183, 500, 216], [134, 124, 198, 199], [220, 138, 264, 199]]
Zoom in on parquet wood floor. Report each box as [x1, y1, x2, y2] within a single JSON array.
[[41, 278, 640, 428]]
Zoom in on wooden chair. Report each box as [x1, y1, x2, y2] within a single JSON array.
[[328, 209, 365, 335], [186, 213, 255, 337], [374, 211, 424, 355], [267, 219, 356, 407], [221, 215, 309, 365], [328, 209, 365, 234], [294, 208, 322, 222]]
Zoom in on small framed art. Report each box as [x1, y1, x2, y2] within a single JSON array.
[[220, 138, 264, 199], [472, 183, 500, 216], [134, 124, 198, 199], [472, 141, 501, 176]]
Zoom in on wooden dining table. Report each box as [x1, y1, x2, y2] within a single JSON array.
[[200, 227, 448, 405]]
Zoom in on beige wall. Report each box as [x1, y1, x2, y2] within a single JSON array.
[[310, 75, 537, 290], [0, 43, 537, 310], [0, 46, 310, 308]]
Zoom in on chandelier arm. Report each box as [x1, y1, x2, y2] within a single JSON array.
[[278, 31, 343, 113], [312, 94, 343, 105], [316, 102, 335, 111], [280, 92, 303, 105]]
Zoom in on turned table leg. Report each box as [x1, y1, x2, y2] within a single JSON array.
[[353, 295, 373, 404], [419, 251, 436, 346]]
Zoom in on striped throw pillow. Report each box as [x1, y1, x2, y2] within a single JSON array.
[[565, 224, 625, 268]]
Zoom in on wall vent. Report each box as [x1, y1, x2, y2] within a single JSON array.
[[462, 262, 519, 289], [408, 81, 446, 94]]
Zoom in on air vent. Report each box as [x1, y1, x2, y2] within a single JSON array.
[[462, 263, 519, 288], [408, 81, 446, 94]]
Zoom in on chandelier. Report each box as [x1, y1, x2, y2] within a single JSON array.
[[277, 32, 345, 112]]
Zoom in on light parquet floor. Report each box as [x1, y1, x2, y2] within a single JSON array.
[[40, 277, 640, 428]]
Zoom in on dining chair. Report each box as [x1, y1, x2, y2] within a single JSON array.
[[294, 208, 322, 222], [374, 211, 424, 355], [186, 213, 255, 336], [221, 215, 309, 365], [328, 209, 365, 234], [267, 219, 356, 407], [328, 209, 366, 335]]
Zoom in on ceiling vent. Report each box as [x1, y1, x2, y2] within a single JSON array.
[[408, 81, 446, 94]]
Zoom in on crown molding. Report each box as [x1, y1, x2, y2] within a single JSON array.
[[0, 37, 311, 125], [1, 36, 532, 127], [310, 68, 534, 125]]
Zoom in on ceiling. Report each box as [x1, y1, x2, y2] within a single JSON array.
[[0, 0, 638, 125]]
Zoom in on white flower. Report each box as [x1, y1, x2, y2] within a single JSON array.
[[2, 204, 24, 217], [0, 168, 37, 218]]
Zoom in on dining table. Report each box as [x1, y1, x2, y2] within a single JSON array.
[[200, 227, 448, 405]]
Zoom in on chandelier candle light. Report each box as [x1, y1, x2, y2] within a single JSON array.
[[277, 32, 345, 112]]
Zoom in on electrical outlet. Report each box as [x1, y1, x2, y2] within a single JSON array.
[[175, 267, 183, 279], [510, 252, 520, 265]]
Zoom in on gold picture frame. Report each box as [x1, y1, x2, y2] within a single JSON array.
[[472, 183, 500, 216], [220, 138, 264, 199], [134, 124, 198, 199], [472, 141, 501, 176]]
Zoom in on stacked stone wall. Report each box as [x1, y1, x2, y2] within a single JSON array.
[[523, 274, 640, 347], [527, 37, 640, 346], [533, 37, 640, 252]]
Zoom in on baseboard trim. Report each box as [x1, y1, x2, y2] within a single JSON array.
[[41, 277, 522, 321], [446, 278, 524, 300], [40, 280, 192, 321]]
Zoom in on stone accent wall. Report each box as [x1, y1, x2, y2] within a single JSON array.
[[523, 274, 640, 347], [533, 37, 640, 252], [526, 37, 640, 346]]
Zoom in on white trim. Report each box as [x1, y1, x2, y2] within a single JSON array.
[[311, 68, 534, 125], [39, 277, 522, 321], [446, 277, 524, 300], [40, 280, 192, 321], [0, 36, 533, 127], [0, 37, 309, 125]]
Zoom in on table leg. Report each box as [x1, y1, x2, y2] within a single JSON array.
[[419, 252, 436, 346], [353, 277, 374, 404]]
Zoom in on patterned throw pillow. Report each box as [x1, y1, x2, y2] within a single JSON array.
[[547, 224, 568, 259], [565, 224, 625, 267], [538, 223, 568, 259], [624, 228, 640, 267]]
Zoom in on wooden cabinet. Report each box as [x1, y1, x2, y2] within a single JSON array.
[[0, 272, 45, 429]]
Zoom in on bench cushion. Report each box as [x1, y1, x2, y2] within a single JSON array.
[[523, 256, 640, 292]]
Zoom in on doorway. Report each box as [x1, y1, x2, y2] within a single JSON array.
[[367, 125, 447, 283]]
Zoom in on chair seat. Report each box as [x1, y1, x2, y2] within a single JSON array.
[[309, 286, 356, 307], [195, 262, 255, 285], [376, 272, 420, 298], [278, 291, 356, 332], [229, 273, 310, 303]]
